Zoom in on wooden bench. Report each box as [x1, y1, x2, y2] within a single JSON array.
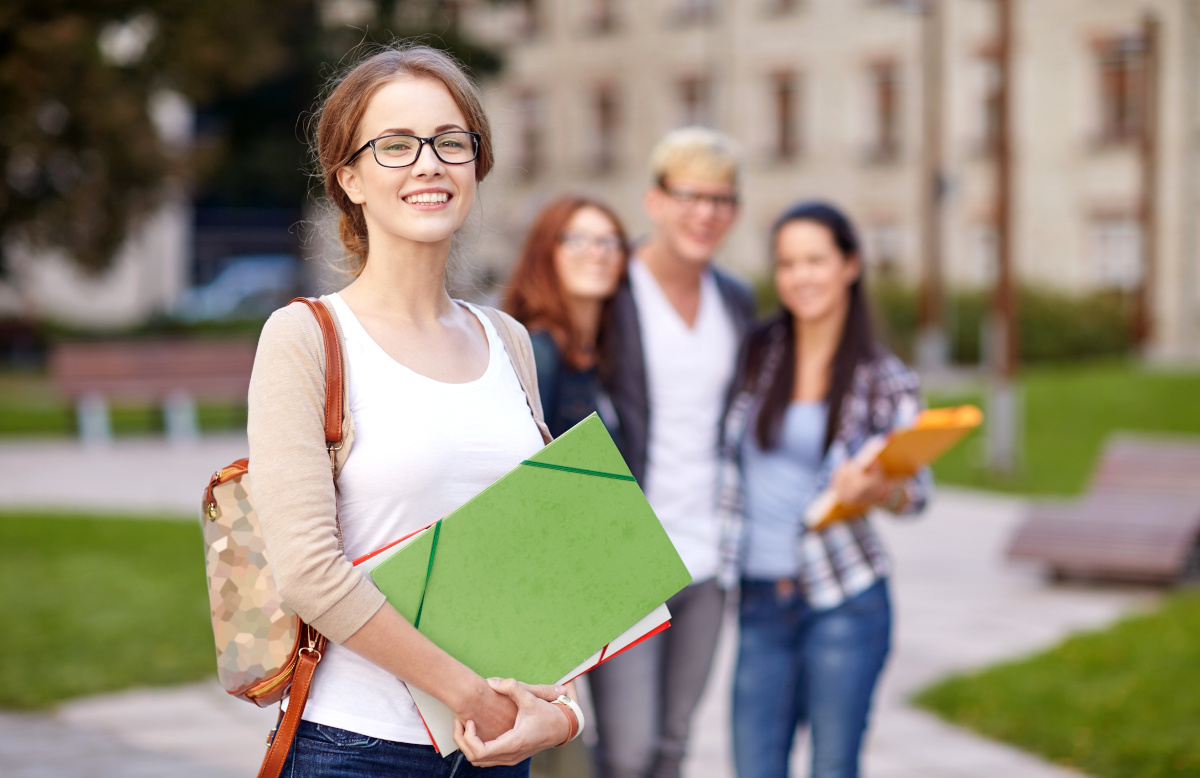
[[49, 340, 257, 446], [1007, 435, 1200, 583]]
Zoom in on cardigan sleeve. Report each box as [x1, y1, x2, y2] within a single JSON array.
[[247, 305, 386, 644]]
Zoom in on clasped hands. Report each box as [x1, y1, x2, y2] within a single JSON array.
[[453, 677, 574, 767]]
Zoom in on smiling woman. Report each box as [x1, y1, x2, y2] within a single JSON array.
[[244, 45, 581, 778]]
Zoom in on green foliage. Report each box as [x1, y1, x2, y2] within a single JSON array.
[[0, 1, 504, 272], [866, 283, 1135, 365], [0, 0, 314, 273], [915, 590, 1200, 778], [0, 513, 215, 708], [928, 362, 1200, 495]]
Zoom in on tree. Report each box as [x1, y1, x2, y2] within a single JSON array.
[[0, 0, 502, 276]]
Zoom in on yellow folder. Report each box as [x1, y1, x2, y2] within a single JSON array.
[[804, 405, 983, 530]]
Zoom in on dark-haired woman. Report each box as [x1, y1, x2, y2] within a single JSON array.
[[717, 202, 931, 778], [504, 196, 629, 440]]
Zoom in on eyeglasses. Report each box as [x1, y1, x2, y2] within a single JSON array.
[[558, 233, 625, 255], [344, 131, 482, 168], [662, 187, 739, 212]]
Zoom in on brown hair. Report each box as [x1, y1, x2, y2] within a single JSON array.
[[313, 44, 494, 275], [504, 196, 630, 370]]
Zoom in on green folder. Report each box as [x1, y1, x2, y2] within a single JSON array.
[[369, 413, 693, 687]]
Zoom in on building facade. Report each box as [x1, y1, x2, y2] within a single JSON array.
[[465, 0, 1200, 359]]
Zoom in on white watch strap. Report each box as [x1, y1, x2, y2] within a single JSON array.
[[555, 694, 585, 740]]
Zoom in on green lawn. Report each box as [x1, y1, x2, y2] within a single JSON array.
[[928, 360, 1200, 495], [915, 590, 1200, 778], [1, 513, 216, 709]]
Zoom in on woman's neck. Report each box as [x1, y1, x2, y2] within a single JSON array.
[[568, 296, 603, 352], [792, 302, 848, 400], [341, 235, 456, 324]]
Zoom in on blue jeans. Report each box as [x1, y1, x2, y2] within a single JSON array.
[[282, 720, 531, 778], [732, 578, 890, 778]]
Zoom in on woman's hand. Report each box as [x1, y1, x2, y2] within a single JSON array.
[[831, 460, 902, 511], [454, 678, 572, 766]]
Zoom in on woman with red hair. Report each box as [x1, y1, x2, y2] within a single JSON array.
[[505, 196, 629, 440]]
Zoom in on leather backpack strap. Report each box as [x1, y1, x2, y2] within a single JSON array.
[[257, 630, 327, 778], [256, 297, 344, 778], [481, 307, 552, 444], [289, 297, 345, 448]]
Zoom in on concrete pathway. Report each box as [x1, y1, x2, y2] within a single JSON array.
[[0, 434, 248, 516], [0, 437, 1161, 777]]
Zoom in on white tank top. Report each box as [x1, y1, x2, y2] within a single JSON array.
[[296, 293, 545, 743]]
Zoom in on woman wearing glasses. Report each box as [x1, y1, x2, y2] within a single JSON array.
[[248, 45, 581, 777], [504, 196, 629, 442]]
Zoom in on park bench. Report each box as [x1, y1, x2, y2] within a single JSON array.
[[1007, 435, 1200, 583], [49, 340, 256, 446]]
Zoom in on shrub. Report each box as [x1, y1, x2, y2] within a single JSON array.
[[757, 279, 1135, 365]]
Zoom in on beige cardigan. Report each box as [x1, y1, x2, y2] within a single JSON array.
[[247, 296, 551, 644]]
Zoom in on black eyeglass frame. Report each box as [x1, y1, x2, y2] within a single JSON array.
[[659, 185, 741, 211], [343, 131, 482, 168]]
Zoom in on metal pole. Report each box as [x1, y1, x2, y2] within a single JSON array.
[[1135, 12, 1161, 350], [987, 0, 1020, 474], [917, 0, 949, 372]]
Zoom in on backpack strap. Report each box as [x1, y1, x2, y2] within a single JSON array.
[[289, 297, 345, 462], [256, 298, 342, 778], [481, 307, 553, 444]]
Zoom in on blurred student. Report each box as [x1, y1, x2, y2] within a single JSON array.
[[718, 202, 932, 778], [590, 127, 757, 778], [249, 45, 580, 776], [505, 195, 630, 440]]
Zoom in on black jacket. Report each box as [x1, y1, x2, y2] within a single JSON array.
[[602, 267, 757, 485]]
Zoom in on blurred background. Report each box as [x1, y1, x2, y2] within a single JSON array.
[[1, 1, 1198, 777]]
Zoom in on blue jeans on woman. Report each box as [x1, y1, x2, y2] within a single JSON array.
[[732, 578, 890, 778], [281, 720, 531, 778]]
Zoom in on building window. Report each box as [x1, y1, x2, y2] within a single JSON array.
[[669, 0, 716, 26], [863, 222, 903, 277], [763, 0, 802, 15], [1096, 35, 1145, 144], [677, 75, 712, 127], [866, 61, 901, 163], [1089, 215, 1142, 289], [516, 0, 540, 38], [516, 91, 544, 181], [770, 71, 801, 161], [977, 53, 1002, 156], [584, 0, 618, 33], [592, 83, 620, 174]]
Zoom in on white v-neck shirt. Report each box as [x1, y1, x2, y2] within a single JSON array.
[[629, 258, 739, 583], [295, 293, 545, 744]]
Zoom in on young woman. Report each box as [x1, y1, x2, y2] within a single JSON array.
[[717, 202, 932, 778], [504, 195, 629, 440], [247, 45, 580, 777]]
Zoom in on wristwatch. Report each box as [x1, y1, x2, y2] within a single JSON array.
[[551, 694, 585, 746]]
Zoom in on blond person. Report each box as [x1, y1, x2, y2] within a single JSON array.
[[248, 45, 581, 777], [590, 128, 756, 778]]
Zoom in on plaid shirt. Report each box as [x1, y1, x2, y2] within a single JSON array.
[[716, 322, 932, 610]]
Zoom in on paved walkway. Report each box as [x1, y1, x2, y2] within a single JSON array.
[[0, 437, 1160, 777]]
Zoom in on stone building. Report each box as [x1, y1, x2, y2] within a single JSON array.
[[464, 0, 1200, 360]]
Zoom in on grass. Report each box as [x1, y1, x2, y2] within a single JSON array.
[[915, 589, 1200, 778], [1, 512, 216, 709], [928, 360, 1200, 495]]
